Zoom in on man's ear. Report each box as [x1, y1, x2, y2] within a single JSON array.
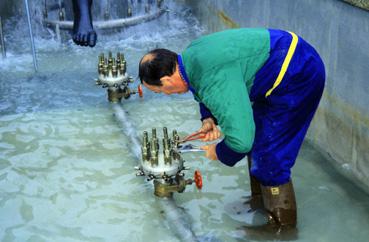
[[160, 76, 173, 86]]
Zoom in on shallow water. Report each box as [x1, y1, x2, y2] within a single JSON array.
[[1, 1, 369, 242]]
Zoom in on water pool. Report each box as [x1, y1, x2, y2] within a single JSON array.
[[1, 1, 369, 241]]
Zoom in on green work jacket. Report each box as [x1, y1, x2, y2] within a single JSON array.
[[181, 28, 270, 159]]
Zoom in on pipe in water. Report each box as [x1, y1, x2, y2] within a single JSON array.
[[42, 8, 167, 30], [24, 0, 38, 72], [111, 103, 198, 242]]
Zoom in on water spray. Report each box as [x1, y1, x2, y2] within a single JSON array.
[[24, 0, 38, 71]]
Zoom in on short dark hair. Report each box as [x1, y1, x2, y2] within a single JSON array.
[[139, 49, 178, 86]]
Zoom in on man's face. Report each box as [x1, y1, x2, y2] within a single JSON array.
[[142, 76, 188, 95], [142, 81, 167, 94]]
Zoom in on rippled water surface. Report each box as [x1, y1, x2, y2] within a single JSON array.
[[1, 1, 369, 242]]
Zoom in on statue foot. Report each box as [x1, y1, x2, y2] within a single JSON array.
[[72, 0, 97, 47]]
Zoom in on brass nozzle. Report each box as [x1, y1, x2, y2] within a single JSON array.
[[172, 130, 180, 159], [98, 54, 105, 67], [119, 60, 127, 75], [128, 7, 132, 17], [163, 143, 172, 165], [99, 53, 104, 63], [143, 131, 148, 143], [150, 128, 159, 165], [142, 131, 150, 161], [163, 127, 172, 164], [150, 138, 158, 166], [172, 130, 180, 145], [108, 56, 113, 71], [112, 58, 117, 77], [163, 127, 168, 140], [152, 128, 157, 140], [98, 54, 105, 74], [116, 52, 121, 65], [103, 64, 108, 77]]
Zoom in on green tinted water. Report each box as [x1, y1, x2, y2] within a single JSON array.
[[1, 2, 368, 241]]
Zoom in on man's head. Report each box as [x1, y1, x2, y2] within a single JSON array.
[[139, 49, 188, 95]]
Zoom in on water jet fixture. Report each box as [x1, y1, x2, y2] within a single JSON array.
[[95, 51, 143, 103], [136, 127, 203, 198], [111, 106, 199, 241]]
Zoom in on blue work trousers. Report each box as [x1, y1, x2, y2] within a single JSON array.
[[249, 29, 325, 186]]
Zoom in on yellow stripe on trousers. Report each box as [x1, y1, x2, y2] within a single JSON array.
[[265, 32, 299, 97]]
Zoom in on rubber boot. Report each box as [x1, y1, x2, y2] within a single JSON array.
[[260, 180, 297, 229], [245, 155, 263, 211]]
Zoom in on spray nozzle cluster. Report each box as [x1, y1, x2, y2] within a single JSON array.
[[137, 127, 202, 197], [95, 51, 143, 102], [97, 52, 127, 78]]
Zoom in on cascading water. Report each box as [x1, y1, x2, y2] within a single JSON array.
[[0, 1, 211, 241]]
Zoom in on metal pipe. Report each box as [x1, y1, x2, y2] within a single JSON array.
[[42, 8, 166, 30], [24, 0, 38, 72], [111, 103, 198, 242], [159, 197, 198, 242], [0, 16, 6, 58]]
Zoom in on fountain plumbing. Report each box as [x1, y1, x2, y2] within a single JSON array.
[[95, 51, 143, 103], [136, 127, 203, 198]]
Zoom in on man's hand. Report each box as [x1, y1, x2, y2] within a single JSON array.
[[199, 118, 221, 141], [201, 143, 218, 160]]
